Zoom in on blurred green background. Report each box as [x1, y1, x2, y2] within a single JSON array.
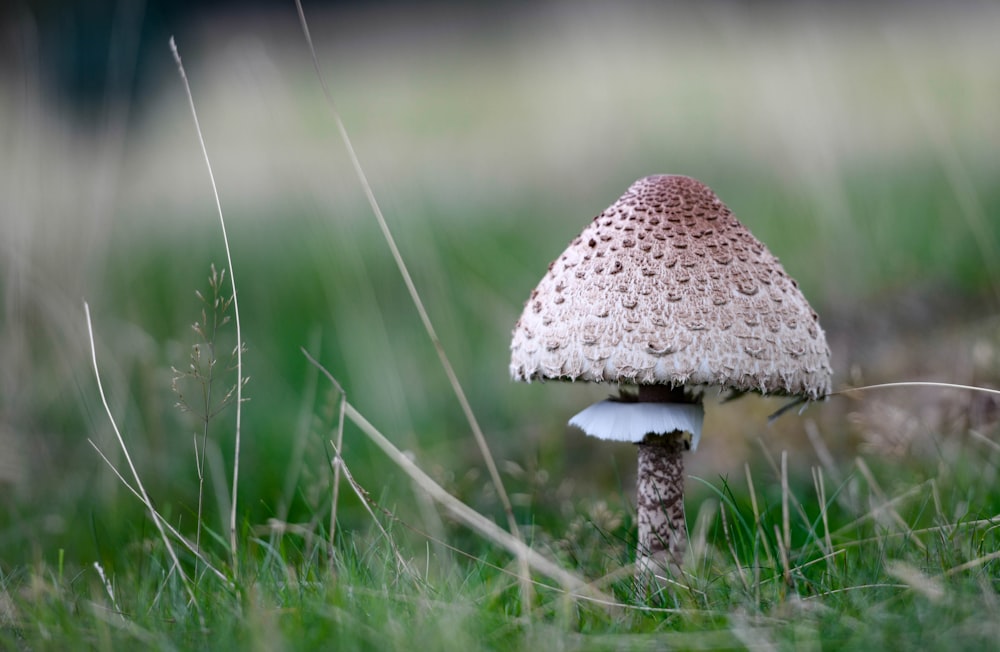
[[2, 1, 999, 568]]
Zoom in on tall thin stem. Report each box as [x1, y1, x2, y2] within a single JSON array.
[[170, 38, 245, 570], [635, 432, 687, 584]]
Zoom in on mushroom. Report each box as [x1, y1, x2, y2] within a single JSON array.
[[510, 175, 831, 581]]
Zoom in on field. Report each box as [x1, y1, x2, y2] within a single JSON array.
[[2, 2, 1000, 649]]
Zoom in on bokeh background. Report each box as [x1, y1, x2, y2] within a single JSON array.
[[2, 0, 999, 566]]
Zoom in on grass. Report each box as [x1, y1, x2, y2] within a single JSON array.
[[6, 430, 1000, 650], [3, 2, 1000, 650]]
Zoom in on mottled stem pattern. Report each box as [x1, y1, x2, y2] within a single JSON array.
[[636, 431, 687, 580]]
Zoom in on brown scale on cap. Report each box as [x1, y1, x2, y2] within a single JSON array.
[[510, 175, 832, 399]]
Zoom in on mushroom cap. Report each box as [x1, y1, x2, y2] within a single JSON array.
[[509, 175, 831, 399]]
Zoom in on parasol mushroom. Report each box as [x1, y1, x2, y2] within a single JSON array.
[[510, 175, 831, 582]]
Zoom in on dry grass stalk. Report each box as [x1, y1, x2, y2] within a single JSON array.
[[301, 352, 609, 602], [86, 440, 229, 584], [291, 0, 531, 611], [330, 441, 417, 580], [169, 37, 246, 570], [84, 303, 202, 616]]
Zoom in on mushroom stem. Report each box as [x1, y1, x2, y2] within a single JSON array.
[[637, 384, 688, 403], [635, 431, 687, 581]]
